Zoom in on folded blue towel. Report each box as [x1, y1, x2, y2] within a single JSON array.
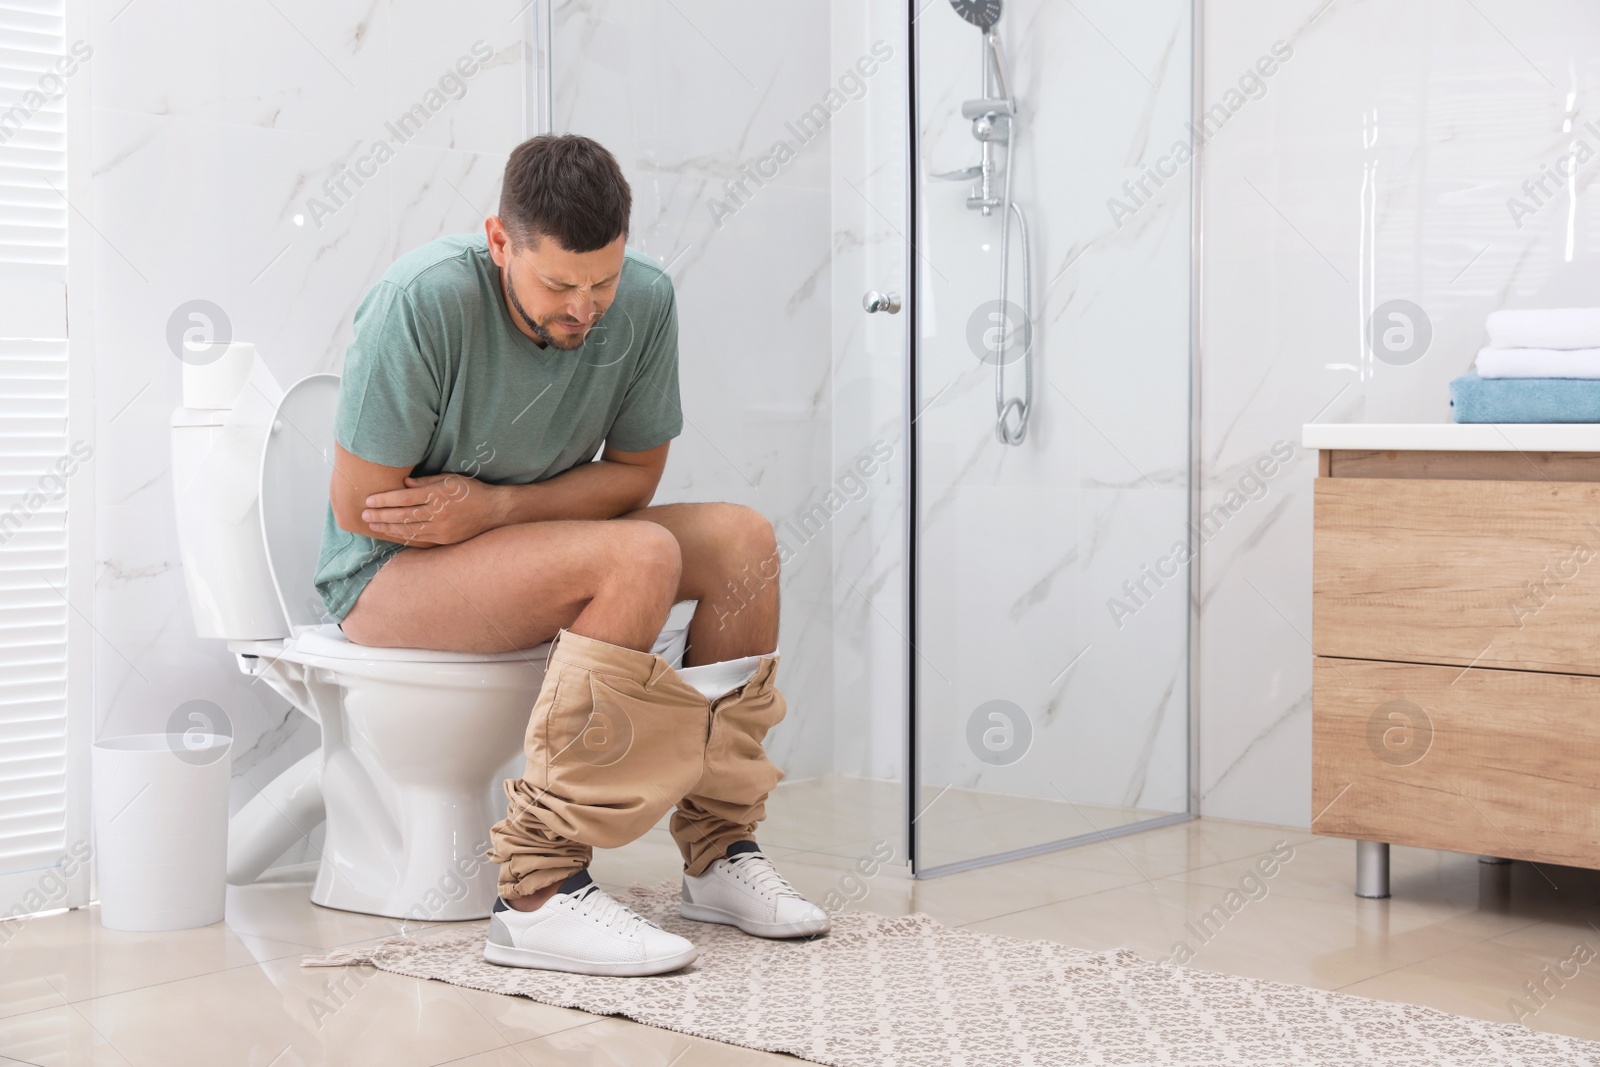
[[1450, 370, 1600, 423]]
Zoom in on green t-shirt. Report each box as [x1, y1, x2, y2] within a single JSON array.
[[313, 233, 683, 621]]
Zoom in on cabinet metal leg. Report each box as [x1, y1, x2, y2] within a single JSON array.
[[1478, 855, 1511, 865], [1356, 840, 1390, 898]]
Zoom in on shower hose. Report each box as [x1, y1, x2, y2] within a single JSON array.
[[994, 138, 1032, 446]]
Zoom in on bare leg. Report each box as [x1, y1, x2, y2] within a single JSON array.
[[618, 502, 780, 666], [341, 504, 779, 661], [340, 518, 682, 653]]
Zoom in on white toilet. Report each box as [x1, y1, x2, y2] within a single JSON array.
[[170, 367, 687, 921]]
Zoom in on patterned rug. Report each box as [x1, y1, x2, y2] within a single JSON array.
[[302, 882, 1600, 1066]]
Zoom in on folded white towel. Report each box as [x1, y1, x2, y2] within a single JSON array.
[[1486, 308, 1600, 350], [1475, 346, 1600, 379]]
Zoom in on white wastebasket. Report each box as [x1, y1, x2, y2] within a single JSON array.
[[91, 733, 232, 931]]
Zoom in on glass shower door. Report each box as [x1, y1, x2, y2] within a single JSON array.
[[910, 0, 1195, 874]]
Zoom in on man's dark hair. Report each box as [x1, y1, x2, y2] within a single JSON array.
[[498, 134, 631, 253]]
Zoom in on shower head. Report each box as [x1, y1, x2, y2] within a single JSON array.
[[948, 0, 1002, 30]]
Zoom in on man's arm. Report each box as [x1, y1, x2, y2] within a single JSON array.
[[492, 440, 668, 524], [329, 442, 443, 548], [349, 439, 670, 545]]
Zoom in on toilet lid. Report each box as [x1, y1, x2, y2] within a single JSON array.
[[258, 373, 342, 631]]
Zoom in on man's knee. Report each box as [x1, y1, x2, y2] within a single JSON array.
[[703, 503, 778, 569], [608, 519, 682, 590]]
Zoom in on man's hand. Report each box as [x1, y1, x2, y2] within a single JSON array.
[[360, 472, 510, 546]]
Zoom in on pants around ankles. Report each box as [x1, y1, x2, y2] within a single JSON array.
[[485, 628, 786, 901]]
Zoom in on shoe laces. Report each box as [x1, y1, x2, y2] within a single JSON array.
[[564, 883, 655, 935], [726, 852, 805, 901]]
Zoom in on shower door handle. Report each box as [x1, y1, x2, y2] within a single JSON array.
[[862, 291, 902, 315]]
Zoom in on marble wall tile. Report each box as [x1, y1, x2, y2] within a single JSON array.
[[90, 0, 389, 137], [913, 485, 1191, 814], [1198, 0, 1600, 825]]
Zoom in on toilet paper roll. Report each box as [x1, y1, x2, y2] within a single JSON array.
[[183, 341, 258, 409]]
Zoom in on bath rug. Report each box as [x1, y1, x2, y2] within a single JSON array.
[[302, 882, 1600, 1066]]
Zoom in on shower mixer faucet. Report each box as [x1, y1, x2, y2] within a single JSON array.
[[963, 97, 1016, 216], [933, 34, 1016, 217]]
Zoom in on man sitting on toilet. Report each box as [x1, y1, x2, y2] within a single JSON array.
[[312, 133, 829, 976]]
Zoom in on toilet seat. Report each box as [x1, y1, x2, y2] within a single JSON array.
[[280, 623, 687, 674], [285, 623, 556, 664]]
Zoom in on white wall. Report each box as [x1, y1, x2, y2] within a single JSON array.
[[1196, 0, 1600, 825]]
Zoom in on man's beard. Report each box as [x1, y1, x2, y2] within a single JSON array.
[[504, 270, 591, 351]]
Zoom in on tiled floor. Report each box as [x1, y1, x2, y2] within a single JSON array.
[[742, 773, 1171, 871], [3, 798, 1598, 1064]]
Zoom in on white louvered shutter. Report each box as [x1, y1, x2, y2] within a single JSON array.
[[0, 0, 74, 901]]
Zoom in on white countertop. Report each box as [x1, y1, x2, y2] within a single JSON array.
[[1302, 423, 1600, 452]]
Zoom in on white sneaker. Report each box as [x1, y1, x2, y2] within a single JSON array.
[[681, 841, 831, 938], [485, 870, 698, 976]]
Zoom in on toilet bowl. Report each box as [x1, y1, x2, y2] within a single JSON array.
[[171, 370, 686, 921]]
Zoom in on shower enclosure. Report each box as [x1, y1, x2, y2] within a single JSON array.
[[549, 0, 1195, 879], [909, 0, 1196, 874]]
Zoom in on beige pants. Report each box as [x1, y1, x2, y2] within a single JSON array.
[[485, 628, 787, 900]]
